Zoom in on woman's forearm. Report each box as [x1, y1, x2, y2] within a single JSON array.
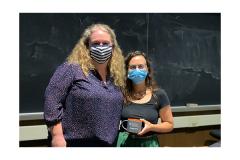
[[138, 119, 174, 136], [150, 121, 174, 133], [49, 122, 66, 147], [49, 122, 64, 136]]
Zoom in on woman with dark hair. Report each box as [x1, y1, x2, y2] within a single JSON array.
[[117, 51, 174, 147]]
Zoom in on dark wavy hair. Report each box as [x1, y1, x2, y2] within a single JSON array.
[[124, 51, 158, 102]]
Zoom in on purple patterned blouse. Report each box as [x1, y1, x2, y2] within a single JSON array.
[[44, 62, 123, 144]]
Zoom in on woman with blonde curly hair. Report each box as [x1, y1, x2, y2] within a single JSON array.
[[44, 23, 125, 147]]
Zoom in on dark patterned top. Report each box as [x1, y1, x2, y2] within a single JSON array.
[[44, 62, 123, 144]]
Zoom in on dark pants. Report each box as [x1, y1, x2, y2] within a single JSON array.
[[66, 138, 113, 147], [48, 132, 114, 147]]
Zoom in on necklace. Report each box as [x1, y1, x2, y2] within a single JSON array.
[[131, 89, 146, 100]]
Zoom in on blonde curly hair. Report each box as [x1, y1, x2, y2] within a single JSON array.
[[67, 23, 125, 89]]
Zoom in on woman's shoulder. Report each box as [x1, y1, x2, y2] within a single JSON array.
[[54, 61, 84, 77], [60, 61, 83, 71], [152, 88, 170, 107], [153, 88, 168, 96]]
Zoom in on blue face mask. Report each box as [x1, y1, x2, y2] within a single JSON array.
[[128, 69, 148, 84]]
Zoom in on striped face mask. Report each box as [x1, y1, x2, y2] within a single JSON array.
[[90, 44, 113, 64]]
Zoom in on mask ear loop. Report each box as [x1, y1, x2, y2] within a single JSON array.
[[119, 120, 129, 132]]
